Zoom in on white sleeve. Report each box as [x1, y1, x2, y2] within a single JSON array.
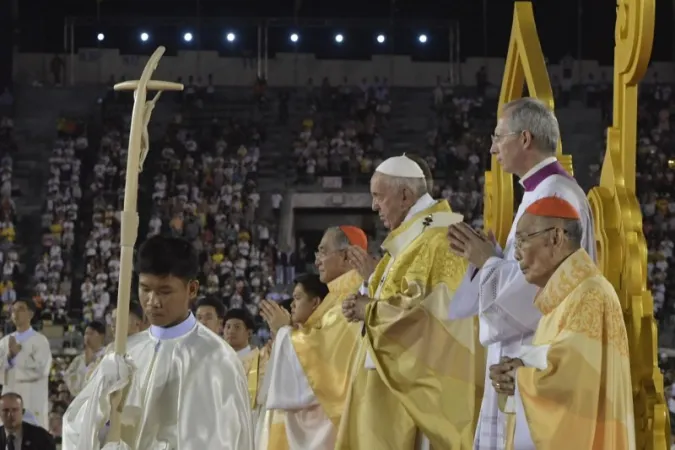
[[265, 327, 318, 410], [477, 256, 541, 346], [16, 336, 52, 381], [447, 264, 481, 320], [62, 354, 134, 450], [179, 350, 254, 450]]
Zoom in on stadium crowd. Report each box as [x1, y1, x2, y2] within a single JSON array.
[[0, 114, 20, 329], [36, 122, 84, 324], [291, 76, 390, 185], [1, 69, 674, 445]]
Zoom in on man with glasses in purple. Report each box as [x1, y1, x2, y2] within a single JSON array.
[[447, 97, 596, 450]]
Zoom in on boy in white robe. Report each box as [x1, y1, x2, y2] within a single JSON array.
[[62, 235, 254, 450], [0, 299, 52, 429], [64, 320, 106, 396]]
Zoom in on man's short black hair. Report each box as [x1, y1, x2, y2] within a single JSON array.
[[294, 273, 329, 302], [135, 235, 199, 281], [223, 308, 255, 330], [194, 297, 226, 318], [13, 299, 36, 313], [86, 320, 106, 335], [0, 392, 23, 403]]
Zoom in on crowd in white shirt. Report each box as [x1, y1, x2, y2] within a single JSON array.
[[80, 126, 127, 324], [148, 115, 280, 320], [36, 131, 85, 322], [293, 76, 389, 185], [0, 116, 19, 316]]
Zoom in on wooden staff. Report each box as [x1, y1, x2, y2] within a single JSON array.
[[104, 46, 183, 448]]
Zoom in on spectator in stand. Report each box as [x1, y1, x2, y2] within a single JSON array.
[[292, 76, 389, 187], [80, 123, 126, 325], [35, 129, 84, 323], [147, 96, 277, 320], [0, 114, 22, 325]]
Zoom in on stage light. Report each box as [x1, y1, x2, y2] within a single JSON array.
[[335, 34, 344, 43], [97, 33, 105, 42], [226, 32, 236, 42], [140, 32, 149, 42], [376, 34, 386, 44], [183, 32, 193, 43], [290, 33, 299, 43], [418, 34, 428, 43]]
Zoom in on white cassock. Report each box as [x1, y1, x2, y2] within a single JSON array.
[[261, 326, 334, 450], [449, 157, 596, 450], [62, 313, 254, 450], [64, 347, 106, 396], [0, 328, 51, 429]]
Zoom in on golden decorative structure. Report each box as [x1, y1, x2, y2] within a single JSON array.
[[484, 2, 572, 247], [102, 46, 183, 448], [587, 0, 668, 447], [488, 1, 667, 448]]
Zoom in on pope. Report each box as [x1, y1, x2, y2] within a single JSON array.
[[337, 154, 484, 449]]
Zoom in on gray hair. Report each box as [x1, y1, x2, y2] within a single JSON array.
[[502, 97, 560, 154], [325, 227, 351, 250], [562, 219, 583, 250], [378, 174, 428, 198]]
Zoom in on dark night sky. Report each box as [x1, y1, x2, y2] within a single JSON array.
[[2, 0, 673, 77]]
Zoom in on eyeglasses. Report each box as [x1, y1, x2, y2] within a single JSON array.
[[314, 249, 340, 259], [491, 131, 521, 144], [514, 226, 567, 249]]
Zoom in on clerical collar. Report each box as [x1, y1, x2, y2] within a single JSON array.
[[519, 157, 574, 192], [403, 193, 436, 223], [149, 313, 196, 340], [519, 157, 557, 187], [13, 328, 35, 342], [237, 345, 253, 358]]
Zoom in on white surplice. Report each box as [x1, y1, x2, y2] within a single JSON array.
[[64, 347, 106, 396], [448, 158, 596, 450], [62, 313, 254, 450], [0, 328, 52, 429], [236, 345, 266, 448], [263, 326, 334, 450]]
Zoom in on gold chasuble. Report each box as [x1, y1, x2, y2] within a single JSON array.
[[336, 200, 484, 450], [291, 269, 363, 426], [509, 249, 635, 450]]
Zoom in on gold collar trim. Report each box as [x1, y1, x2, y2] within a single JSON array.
[[382, 200, 463, 257], [534, 249, 599, 315]]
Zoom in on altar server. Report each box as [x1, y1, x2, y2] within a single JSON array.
[[62, 235, 253, 450], [0, 299, 51, 429]]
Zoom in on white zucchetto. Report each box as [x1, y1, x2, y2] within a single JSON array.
[[374, 154, 425, 179]]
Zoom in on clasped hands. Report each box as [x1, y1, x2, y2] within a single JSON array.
[[342, 294, 371, 322], [489, 357, 524, 396], [447, 222, 498, 269], [8, 336, 21, 358], [260, 300, 292, 335]]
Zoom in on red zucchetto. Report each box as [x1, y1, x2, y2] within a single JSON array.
[[525, 197, 580, 220]]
